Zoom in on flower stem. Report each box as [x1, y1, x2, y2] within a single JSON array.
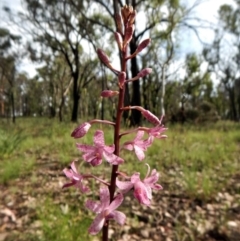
[[102, 47, 127, 241]]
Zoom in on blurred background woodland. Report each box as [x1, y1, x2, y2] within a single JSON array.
[[0, 0, 239, 125]]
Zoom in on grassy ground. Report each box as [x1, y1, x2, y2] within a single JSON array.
[[0, 118, 239, 241]]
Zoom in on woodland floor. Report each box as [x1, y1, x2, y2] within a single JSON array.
[[1, 155, 240, 241]]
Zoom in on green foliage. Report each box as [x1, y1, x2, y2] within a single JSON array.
[[37, 198, 93, 241], [0, 129, 25, 158]]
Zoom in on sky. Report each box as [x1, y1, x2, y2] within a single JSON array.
[[0, 0, 236, 78]]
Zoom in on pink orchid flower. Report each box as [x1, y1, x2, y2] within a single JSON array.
[[122, 130, 151, 161], [76, 130, 124, 166], [116, 164, 162, 206], [86, 187, 126, 235], [62, 162, 89, 193], [147, 125, 167, 144], [71, 122, 91, 138]]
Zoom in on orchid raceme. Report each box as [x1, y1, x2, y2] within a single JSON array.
[[86, 187, 126, 235], [62, 5, 166, 240], [116, 164, 162, 206], [76, 130, 124, 166]]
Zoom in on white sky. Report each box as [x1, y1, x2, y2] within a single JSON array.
[[0, 0, 236, 78]]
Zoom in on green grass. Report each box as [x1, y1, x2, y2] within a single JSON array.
[[0, 118, 239, 240], [36, 198, 93, 241]]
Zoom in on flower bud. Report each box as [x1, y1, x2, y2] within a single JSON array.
[[97, 49, 110, 65], [123, 25, 134, 48], [121, 5, 134, 25], [128, 10, 136, 25], [71, 122, 91, 138], [141, 110, 160, 125], [101, 90, 119, 98], [115, 13, 123, 35], [136, 39, 151, 53], [137, 68, 152, 78], [114, 32, 123, 50]]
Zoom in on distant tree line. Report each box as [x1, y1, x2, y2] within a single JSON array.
[[0, 0, 239, 124]]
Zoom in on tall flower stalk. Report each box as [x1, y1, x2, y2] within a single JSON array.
[[62, 5, 167, 241]]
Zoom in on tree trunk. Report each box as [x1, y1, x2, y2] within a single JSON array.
[[229, 88, 237, 121], [71, 73, 79, 122], [130, 34, 141, 126], [11, 91, 15, 123], [160, 64, 166, 117], [59, 96, 65, 122]]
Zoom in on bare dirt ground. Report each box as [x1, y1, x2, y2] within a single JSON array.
[[1, 156, 240, 241]]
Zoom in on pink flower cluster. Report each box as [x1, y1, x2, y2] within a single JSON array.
[[62, 5, 167, 238]]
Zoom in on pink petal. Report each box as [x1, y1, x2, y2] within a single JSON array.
[[152, 183, 163, 190], [63, 168, 74, 179], [103, 152, 124, 165], [145, 184, 152, 199], [110, 210, 126, 225], [85, 200, 102, 213], [94, 130, 105, 147], [82, 152, 97, 162], [88, 213, 105, 235], [107, 193, 124, 213], [76, 144, 95, 152], [134, 145, 145, 161], [70, 162, 78, 173], [90, 157, 102, 166], [135, 130, 144, 140], [116, 179, 133, 193], [113, 156, 124, 165], [130, 173, 141, 183], [123, 143, 133, 151], [104, 144, 115, 153], [99, 188, 110, 209], [133, 181, 150, 206], [144, 170, 159, 184]]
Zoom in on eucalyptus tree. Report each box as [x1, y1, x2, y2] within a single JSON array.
[[0, 27, 22, 123], [74, 0, 210, 125], [5, 0, 103, 122], [203, 1, 240, 120]]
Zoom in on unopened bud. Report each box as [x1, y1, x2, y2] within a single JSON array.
[[123, 25, 134, 48], [101, 90, 119, 98], [128, 10, 136, 25], [118, 72, 126, 88], [137, 68, 152, 78], [115, 13, 123, 35], [137, 39, 151, 53], [97, 49, 110, 65], [71, 122, 91, 138], [121, 5, 134, 25], [114, 32, 123, 50], [141, 110, 160, 125]]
